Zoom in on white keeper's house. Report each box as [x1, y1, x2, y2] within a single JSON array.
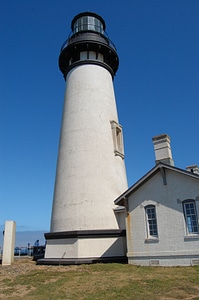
[[115, 134, 199, 266]]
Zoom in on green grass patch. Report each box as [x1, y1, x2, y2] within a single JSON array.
[[1, 262, 199, 299]]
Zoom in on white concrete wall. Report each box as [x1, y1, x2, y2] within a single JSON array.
[[126, 169, 199, 266], [45, 236, 126, 259], [51, 64, 128, 232]]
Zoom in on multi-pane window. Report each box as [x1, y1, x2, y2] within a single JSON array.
[[74, 16, 104, 34], [80, 51, 104, 62], [145, 205, 158, 238], [183, 200, 199, 234]]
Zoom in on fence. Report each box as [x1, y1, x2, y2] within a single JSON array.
[[14, 246, 33, 256], [0, 245, 45, 261]]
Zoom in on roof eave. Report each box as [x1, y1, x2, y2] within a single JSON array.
[[114, 162, 199, 205]]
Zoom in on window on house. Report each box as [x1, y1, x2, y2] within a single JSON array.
[[183, 200, 199, 234], [145, 205, 158, 238], [110, 120, 124, 158]]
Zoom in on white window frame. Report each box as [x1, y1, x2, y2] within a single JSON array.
[[183, 200, 199, 235], [145, 205, 158, 239]]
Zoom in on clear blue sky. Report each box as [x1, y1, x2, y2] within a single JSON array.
[[1, 1, 199, 245]]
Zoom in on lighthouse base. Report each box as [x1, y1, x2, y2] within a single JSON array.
[[37, 256, 127, 265], [37, 229, 127, 265]]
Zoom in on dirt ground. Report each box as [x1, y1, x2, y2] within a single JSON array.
[[0, 257, 75, 279], [0, 257, 79, 299]]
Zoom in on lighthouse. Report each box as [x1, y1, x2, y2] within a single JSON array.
[[40, 12, 128, 264]]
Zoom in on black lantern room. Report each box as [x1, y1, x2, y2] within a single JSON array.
[[59, 12, 119, 79]]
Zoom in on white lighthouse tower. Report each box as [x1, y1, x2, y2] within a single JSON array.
[[40, 12, 128, 264]]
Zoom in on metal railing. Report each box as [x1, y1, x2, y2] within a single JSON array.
[[60, 31, 117, 53]]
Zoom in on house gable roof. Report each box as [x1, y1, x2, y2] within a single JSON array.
[[114, 162, 199, 206]]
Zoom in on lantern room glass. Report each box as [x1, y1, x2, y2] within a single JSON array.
[[73, 16, 104, 34]]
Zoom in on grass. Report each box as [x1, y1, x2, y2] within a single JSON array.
[[1, 260, 199, 299]]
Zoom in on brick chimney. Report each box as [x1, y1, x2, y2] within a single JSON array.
[[152, 134, 174, 166]]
